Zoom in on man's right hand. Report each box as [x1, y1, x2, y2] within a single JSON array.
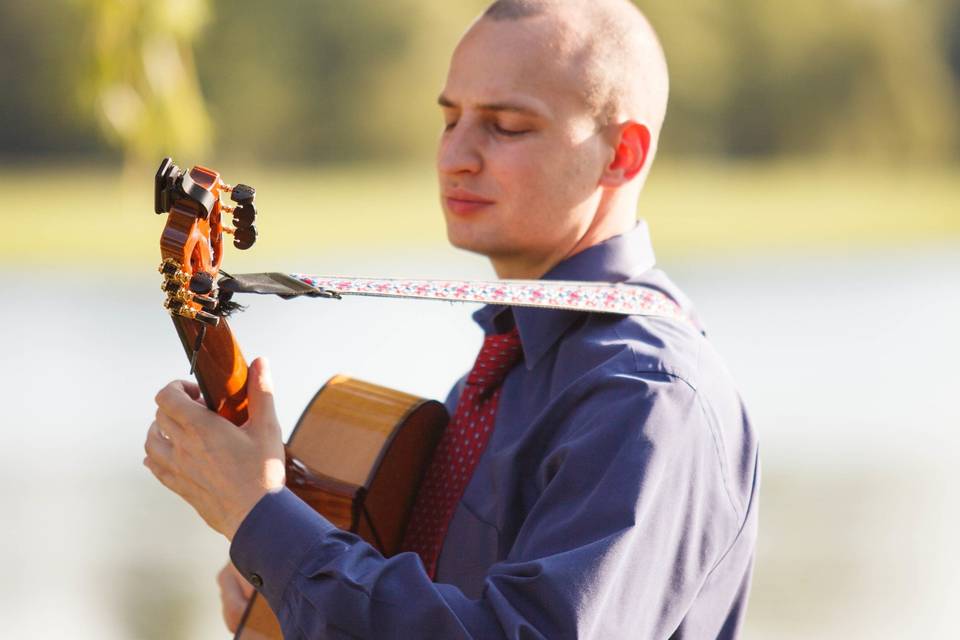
[[217, 560, 255, 633]]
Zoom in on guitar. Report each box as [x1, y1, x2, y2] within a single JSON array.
[[154, 158, 448, 639]]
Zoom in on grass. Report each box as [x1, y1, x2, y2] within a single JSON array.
[[1, 160, 957, 269]]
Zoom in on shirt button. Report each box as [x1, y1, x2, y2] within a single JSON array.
[[249, 573, 264, 589]]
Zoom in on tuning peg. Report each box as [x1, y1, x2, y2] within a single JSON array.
[[232, 202, 256, 227], [164, 297, 220, 326], [192, 293, 219, 311], [167, 287, 218, 311], [233, 225, 257, 250], [230, 183, 255, 206], [161, 280, 182, 294], [159, 259, 180, 277], [159, 259, 190, 285]]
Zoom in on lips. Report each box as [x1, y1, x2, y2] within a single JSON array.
[[443, 189, 494, 215]]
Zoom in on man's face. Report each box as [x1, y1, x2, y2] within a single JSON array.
[[437, 17, 613, 277]]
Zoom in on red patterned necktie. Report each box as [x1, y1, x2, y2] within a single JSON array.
[[402, 327, 524, 578]]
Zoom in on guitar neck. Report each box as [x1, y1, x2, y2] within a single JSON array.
[[171, 315, 250, 425]]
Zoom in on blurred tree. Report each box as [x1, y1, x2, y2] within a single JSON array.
[[644, 0, 960, 161], [1, 0, 958, 164], [193, 0, 484, 164], [193, 0, 406, 164], [0, 1, 101, 158], [79, 0, 213, 166], [947, 1, 960, 83], [639, 0, 741, 156]]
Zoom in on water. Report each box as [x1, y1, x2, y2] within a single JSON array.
[[1, 245, 957, 638]]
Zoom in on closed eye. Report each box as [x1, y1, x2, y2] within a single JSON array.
[[493, 123, 531, 137]]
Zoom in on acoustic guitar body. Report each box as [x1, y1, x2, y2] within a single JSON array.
[[235, 376, 447, 640]]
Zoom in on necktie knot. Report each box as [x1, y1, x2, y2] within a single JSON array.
[[466, 327, 523, 390]]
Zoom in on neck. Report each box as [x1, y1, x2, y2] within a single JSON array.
[[491, 192, 638, 280]]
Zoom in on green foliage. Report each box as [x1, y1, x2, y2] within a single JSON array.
[[79, 0, 213, 164], [193, 0, 484, 163], [642, 0, 960, 160], [0, 1, 99, 156], [1, 0, 958, 163]]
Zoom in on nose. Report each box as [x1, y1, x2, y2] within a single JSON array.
[[437, 120, 482, 176]]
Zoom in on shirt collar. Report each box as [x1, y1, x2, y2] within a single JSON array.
[[472, 221, 657, 370]]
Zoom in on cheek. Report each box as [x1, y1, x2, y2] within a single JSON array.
[[491, 158, 557, 237], [501, 146, 598, 221], [495, 143, 568, 202]]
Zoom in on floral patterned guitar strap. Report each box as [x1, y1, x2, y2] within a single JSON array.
[[219, 272, 698, 329]]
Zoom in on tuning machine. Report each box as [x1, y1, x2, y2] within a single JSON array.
[[227, 183, 257, 250], [158, 259, 221, 326], [158, 258, 189, 284], [163, 298, 220, 326], [213, 180, 258, 250]]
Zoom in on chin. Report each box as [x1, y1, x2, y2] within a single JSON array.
[[446, 228, 484, 255], [445, 222, 498, 258]]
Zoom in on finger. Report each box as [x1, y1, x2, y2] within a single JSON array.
[[230, 560, 255, 599], [147, 415, 209, 490], [144, 420, 174, 462], [218, 563, 254, 632], [246, 358, 279, 433], [143, 449, 210, 506], [181, 380, 203, 403], [218, 561, 255, 602], [154, 408, 188, 442], [155, 380, 230, 435], [143, 453, 183, 496], [144, 418, 200, 487]]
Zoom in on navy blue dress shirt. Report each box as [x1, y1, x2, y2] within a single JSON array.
[[231, 222, 760, 639]]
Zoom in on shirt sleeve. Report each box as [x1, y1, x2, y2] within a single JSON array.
[[229, 373, 742, 640]]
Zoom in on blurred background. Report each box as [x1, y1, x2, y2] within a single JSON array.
[[1, 0, 958, 637]]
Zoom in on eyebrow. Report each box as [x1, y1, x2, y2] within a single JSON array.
[[437, 94, 544, 117]]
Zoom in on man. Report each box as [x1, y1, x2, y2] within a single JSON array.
[[145, 0, 759, 638]]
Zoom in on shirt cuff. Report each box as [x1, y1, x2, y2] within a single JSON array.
[[229, 487, 337, 607]]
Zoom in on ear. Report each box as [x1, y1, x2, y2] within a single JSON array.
[[600, 122, 652, 188]]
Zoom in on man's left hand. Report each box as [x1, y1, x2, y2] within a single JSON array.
[[144, 357, 286, 540]]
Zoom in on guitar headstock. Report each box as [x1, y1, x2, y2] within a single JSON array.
[[154, 157, 258, 326]]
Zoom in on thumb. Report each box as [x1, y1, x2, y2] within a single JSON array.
[[246, 357, 279, 436]]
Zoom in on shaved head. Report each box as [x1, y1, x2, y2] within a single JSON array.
[[481, 0, 669, 140], [437, 0, 668, 278]]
